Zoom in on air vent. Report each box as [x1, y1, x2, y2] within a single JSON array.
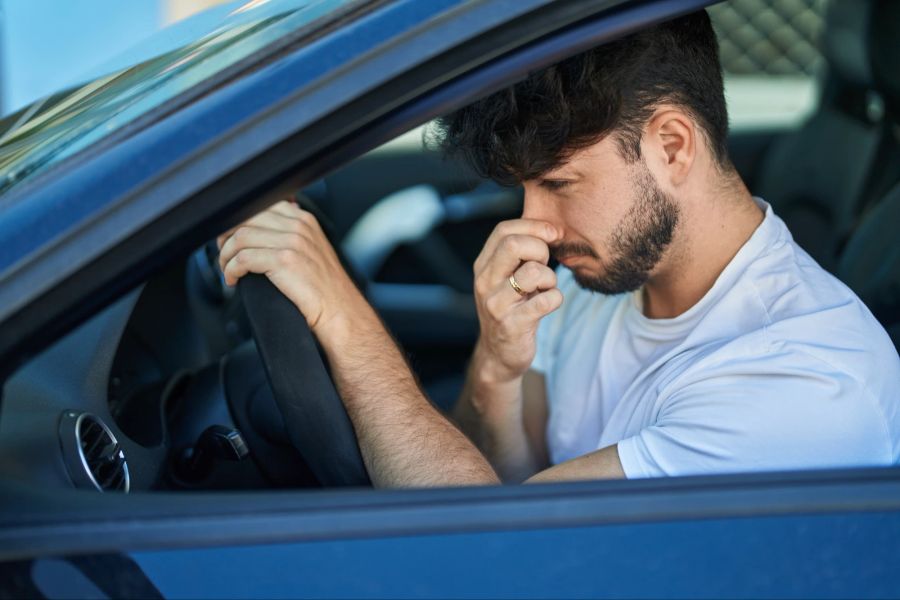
[[59, 411, 130, 493]]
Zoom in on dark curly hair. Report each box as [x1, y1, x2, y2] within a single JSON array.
[[433, 10, 731, 185]]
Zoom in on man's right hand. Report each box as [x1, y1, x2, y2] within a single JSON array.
[[471, 219, 563, 389]]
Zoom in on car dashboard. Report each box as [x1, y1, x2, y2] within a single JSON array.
[[0, 243, 308, 495]]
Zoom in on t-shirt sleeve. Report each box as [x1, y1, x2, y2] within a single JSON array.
[[616, 351, 892, 479]]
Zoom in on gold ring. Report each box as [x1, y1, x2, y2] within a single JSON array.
[[508, 274, 527, 297]]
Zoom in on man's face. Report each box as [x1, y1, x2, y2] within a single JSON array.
[[521, 136, 680, 294]]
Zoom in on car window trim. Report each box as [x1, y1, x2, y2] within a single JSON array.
[[2, 466, 900, 561]]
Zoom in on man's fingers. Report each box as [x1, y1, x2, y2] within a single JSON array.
[[217, 227, 237, 251], [217, 202, 319, 251], [218, 226, 308, 271], [482, 234, 552, 283], [482, 264, 560, 327], [269, 198, 301, 218], [221, 247, 284, 286], [476, 219, 558, 272], [510, 261, 557, 296], [268, 200, 323, 231], [217, 215, 283, 252], [515, 288, 564, 321]]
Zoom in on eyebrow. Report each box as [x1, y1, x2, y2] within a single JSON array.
[[542, 166, 584, 180]]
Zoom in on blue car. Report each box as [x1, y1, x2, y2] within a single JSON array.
[[1, 0, 899, 597]]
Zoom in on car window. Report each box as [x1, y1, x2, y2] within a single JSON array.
[[2, 0, 896, 504], [709, 0, 825, 131], [0, 0, 361, 196]]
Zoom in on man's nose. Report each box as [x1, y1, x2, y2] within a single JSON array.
[[521, 185, 561, 233]]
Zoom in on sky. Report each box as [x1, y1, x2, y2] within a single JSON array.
[[0, 0, 229, 115]]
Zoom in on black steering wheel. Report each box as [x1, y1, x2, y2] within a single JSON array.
[[236, 265, 370, 487]]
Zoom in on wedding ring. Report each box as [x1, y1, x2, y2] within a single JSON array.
[[508, 274, 527, 297]]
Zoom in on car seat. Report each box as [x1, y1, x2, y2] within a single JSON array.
[[833, 0, 900, 352], [856, 0, 900, 217], [753, 0, 882, 273], [836, 182, 900, 351]]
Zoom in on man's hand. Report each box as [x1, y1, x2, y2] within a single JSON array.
[[217, 199, 367, 336], [213, 199, 615, 487], [472, 219, 563, 386], [217, 198, 500, 488], [451, 218, 562, 479]]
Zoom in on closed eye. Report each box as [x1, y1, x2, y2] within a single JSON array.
[[540, 179, 572, 191]]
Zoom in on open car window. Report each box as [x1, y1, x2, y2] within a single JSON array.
[[1, 0, 897, 495], [710, 0, 826, 130]]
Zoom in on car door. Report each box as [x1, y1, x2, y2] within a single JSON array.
[[3, 470, 900, 598], [1, 0, 898, 598]]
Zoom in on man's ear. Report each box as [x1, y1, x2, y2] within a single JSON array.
[[644, 108, 695, 186]]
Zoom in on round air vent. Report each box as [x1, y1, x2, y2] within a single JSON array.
[[59, 411, 130, 493]]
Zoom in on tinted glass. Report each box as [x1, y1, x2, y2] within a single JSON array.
[[0, 0, 358, 196]]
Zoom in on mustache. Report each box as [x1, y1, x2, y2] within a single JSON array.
[[550, 241, 599, 261]]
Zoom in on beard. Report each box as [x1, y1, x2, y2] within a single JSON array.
[[550, 160, 679, 295]]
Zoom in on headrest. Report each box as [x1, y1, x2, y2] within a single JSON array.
[[869, 0, 900, 118], [822, 0, 872, 89]]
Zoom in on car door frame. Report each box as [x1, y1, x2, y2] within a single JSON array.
[[2, 0, 899, 594]]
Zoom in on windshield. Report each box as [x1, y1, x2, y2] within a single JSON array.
[[0, 0, 359, 196]]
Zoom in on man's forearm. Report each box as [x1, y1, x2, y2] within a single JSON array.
[[317, 301, 499, 488], [452, 349, 543, 482]]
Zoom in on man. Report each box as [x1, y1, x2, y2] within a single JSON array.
[[217, 11, 900, 487]]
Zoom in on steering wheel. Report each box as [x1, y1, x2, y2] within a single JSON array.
[[236, 271, 370, 487]]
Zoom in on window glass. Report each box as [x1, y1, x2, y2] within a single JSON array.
[[0, 0, 359, 196], [709, 0, 827, 130]]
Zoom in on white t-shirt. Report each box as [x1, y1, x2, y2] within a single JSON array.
[[532, 199, 900, 478]]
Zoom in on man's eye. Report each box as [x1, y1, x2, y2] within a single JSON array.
[[542, 180, 571, 191]]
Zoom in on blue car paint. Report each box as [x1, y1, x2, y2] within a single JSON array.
[[131, 511, 900, 598]]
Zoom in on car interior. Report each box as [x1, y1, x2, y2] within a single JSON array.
[[0, 0, 898, 497]]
